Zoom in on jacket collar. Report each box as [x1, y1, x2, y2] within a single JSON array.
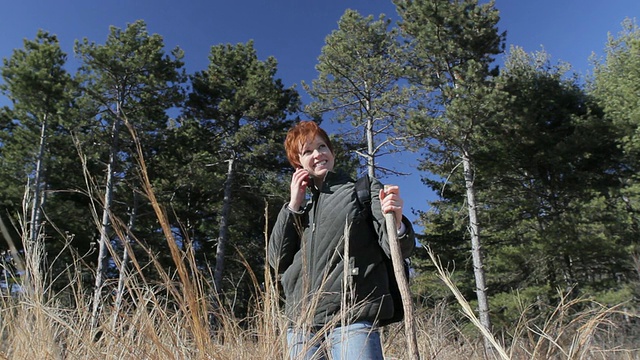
[[310, 170, 351, 195]]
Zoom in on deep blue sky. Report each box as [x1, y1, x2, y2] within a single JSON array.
[[1, 1, 638, 229]]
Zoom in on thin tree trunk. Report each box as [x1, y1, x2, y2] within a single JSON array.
[[462, 153, 492, 346], [30, 113, 48, 245], [364, 87, 375, 179], [366, 116, 375, 179], [24, 113, 49, 299], [112, 190, 138, 329], [213, 155, 235, 296], [92, 113, 120, 331]]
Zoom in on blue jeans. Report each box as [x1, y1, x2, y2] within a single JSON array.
[[286, 321, 384, 360]]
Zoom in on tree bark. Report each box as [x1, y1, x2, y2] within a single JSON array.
[[112, 190, 138, 329], [462, 153, 492, 345], [213, 155, 235, 296], [92, 110, 120, 330], [29, 113, 48, 245]]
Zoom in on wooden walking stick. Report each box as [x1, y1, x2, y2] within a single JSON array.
[[384, 185, 420, 360]]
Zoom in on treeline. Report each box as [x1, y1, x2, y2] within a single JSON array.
[[0, 20, 300, 322], [0, 0, 638, 336]]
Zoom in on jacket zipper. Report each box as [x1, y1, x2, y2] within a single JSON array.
[[310, 177, 330, 289], [307, 188, 320, 289]]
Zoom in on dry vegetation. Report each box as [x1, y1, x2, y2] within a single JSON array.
[[1, 210, 638, 360], [0, 128, 638, 359]]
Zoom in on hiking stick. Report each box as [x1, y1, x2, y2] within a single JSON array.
[[384, 185, 419, 360]]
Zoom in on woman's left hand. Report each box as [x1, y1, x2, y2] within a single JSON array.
[[379, 185, 404, 230]]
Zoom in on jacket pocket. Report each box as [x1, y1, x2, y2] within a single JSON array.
[[280, 256, 302, 297]]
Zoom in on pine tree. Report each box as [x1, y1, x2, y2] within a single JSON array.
[[185, 40, 299, 304], [305, 9, 410, 178], [395, 0, 505, 337], [479, 47, 626, 325], [74, 20, 185, 328], [591, 18, 640, 255], [590, 18, 640, 303], [0, 30, 74, 292]]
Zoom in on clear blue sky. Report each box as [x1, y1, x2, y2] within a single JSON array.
[[1, 0, 638, 229]]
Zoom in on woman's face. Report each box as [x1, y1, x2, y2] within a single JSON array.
[[299, 134, 335, 179]]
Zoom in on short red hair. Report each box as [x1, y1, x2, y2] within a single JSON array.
[[284, 121, 334, 168]]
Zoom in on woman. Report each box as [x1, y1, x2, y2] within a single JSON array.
[[268, 121, 415, 359]]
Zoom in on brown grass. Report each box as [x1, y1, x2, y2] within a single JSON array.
[[0, 124, 637, 359]]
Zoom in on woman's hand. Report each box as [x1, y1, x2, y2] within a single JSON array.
[[379, 185, 404, 230], [289, 168, 311, 211]]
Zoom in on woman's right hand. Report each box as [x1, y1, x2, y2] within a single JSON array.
[[289, 168, 310, 211]]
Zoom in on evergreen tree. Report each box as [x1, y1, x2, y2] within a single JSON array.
[[478, 47, 626, 327], [0, 30, 75, 289], [591, 18, 640, 265], [305, 9, 410, 178], [74, 20, 185, 327], [395, 0, 505, 335], [184, 40, 299, 305], [590, 18, 640, 308]]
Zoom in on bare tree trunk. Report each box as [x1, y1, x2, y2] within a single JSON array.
[[366, 115, 375, 178], [364, 89, 376, 179], [23, 113, 49, 299], [213, 155, 235, 296], [92, 113, 120, 331], [29, 113, 48, 245], [112, 190, 138, 329], [462, 153, 492, 347]]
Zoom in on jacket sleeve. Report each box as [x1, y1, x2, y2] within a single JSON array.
[[268, 203, 304, 274], [369, 177, 416, 259]]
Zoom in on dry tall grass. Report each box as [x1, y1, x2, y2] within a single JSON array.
[[2, 244, 637, 360], [0, 124, 638, 359]]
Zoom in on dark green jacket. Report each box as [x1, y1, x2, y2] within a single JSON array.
[[268, 170, 415, 327]]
